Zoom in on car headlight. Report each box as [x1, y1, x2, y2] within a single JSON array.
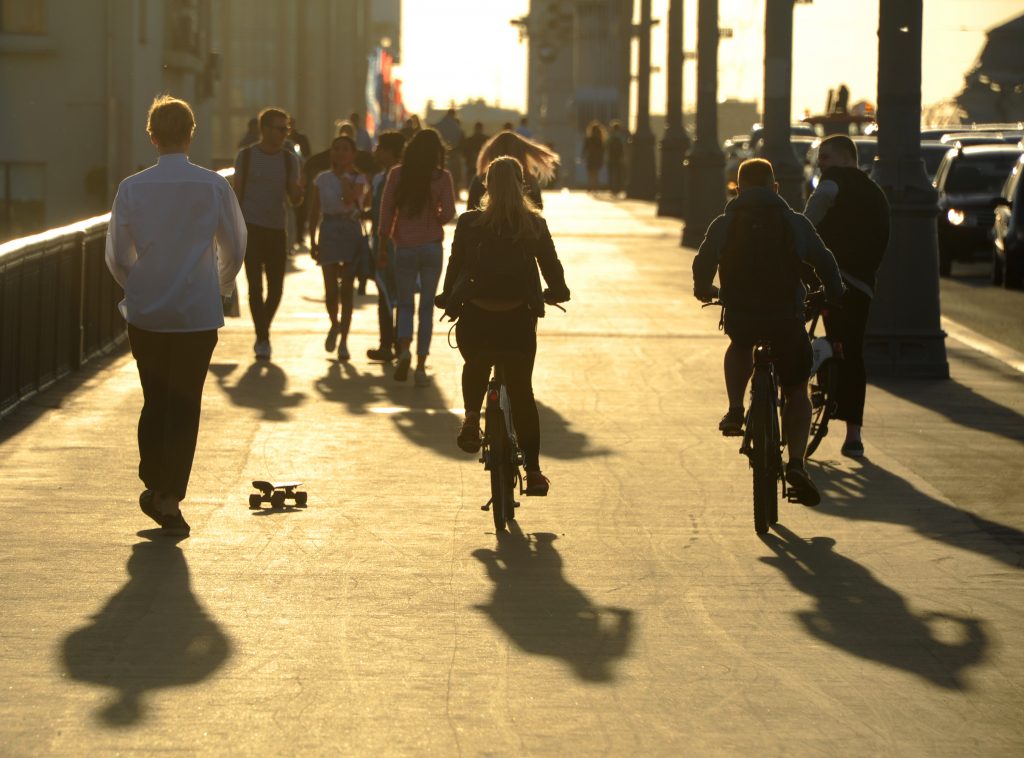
[[947, 208, 967, 226]]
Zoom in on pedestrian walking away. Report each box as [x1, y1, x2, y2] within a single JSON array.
[[367, 130, 407, 362], [234, 106, 304, 360], [582, 121, 606, 193], [435, 156, 570, 495], [607, 121, 626, 196], [378, 128, 457, 386], [105, 95, 247, 537], [309, 135, 368, 362], [692, 158, 845, 506], [804, 134, 891, 459], [466, 131, 559, 211], [461, 122, 489, 189]]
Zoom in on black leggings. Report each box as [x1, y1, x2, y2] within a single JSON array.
[[824, 287, 870, 426], [456, 304, 541, 471], [244, 224, 287, 341]]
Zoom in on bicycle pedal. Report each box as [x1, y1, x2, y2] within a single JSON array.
[[481, 503, 490, 511]]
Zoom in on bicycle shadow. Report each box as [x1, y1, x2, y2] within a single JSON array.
[[812, 457, 1024, 570], [760, 525, 986, 690], [209, 361, 306, 421], [472, 527, 633, 683], [60, 535, 231, 727]]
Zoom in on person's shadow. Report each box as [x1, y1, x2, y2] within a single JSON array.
[[473, 528, 633, 682], [61, 536, 231, 726], [209, 361, 305, 421], [813, 457, 1024, 570], [760, 525, 986, 690]]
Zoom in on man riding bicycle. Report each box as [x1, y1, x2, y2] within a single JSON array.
[[692, 158, 845, 505]]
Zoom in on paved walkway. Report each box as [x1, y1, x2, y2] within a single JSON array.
[[1, 192, 1022, 756]]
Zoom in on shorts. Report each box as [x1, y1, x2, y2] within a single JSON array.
[[317, 215, 364, 266], [724, 313, 812, 388]]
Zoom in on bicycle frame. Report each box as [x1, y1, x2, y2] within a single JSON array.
[[480, 358, 525, 531]]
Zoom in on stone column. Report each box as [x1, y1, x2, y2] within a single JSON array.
[[627, 0, 657, 200], [657, 0, 690, 218], [681, 0, 725, 247], [866, 0, 948, 377], [759, 0, 804, 207]]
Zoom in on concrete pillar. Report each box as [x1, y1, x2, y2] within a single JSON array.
[[866, 0, 948, 377], [627, 0, 657, 200], [657, 0, 690, 218], [681, 0, 725, 247], [758, 0, 803, 207]]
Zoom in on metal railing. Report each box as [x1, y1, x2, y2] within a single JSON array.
[[0, 167, 235, 419]]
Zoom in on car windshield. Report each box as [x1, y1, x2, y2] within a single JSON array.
[[922, 146, 950, 179], [946, 153, 1021, 193]]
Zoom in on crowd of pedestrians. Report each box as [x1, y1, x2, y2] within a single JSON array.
[[106, 95, 888, 537]]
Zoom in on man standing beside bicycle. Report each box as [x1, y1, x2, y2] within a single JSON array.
[[804, 135, 890, 458], [693, 159, 845, 506]]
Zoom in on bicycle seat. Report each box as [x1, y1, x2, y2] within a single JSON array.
[[753, 341, 775, 364]]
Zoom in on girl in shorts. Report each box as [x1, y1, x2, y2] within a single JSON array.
[[309, 135, 367, 361]]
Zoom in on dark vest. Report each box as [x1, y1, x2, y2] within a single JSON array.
[[815, 166, 890, 289]]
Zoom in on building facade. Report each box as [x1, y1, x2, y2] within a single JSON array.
[[0, 0, 217, 241], [518, 0, 632, 186], [210, 0, 400, 164]]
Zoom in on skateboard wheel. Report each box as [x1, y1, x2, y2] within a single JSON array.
[[248, 494, 262, 509], [295, 491, 308, 507], [271, 491, 286, 508]]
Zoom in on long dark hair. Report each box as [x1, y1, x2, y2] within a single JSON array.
[[395, 128, 445, 217]]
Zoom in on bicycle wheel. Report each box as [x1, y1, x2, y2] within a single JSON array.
[[766, 390, 781, 526], [749, 372, 775, 535], [486, 409, 513, 532]]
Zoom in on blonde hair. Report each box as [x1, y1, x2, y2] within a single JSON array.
[[147, 95, 195, 146], [476, 131, 559, 184], [478, 157, 543, 240]]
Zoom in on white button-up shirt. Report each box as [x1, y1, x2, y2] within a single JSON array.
[[105, 153, 247, 332]]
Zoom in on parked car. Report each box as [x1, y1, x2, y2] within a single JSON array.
[[939, 132, 1021, 147], [921, 140, 952, 181], [933, 143, 1023, 276], [992, 153, 1024, 288]]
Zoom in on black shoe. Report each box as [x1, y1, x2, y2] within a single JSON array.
[[138, 489, 165, 527], [719, 407, 744, 436], [524, 470, 550, 497], [161, 509, 191, 537], [393, 350, 411, 382], [457, 416, 482, 453], [841, 440, 865, 458], [367, 346, 394, 362], [786, 463, 821, 507]]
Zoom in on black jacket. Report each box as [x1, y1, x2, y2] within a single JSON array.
[[437, 210, 569, 317], [813, 166, 890, 290]]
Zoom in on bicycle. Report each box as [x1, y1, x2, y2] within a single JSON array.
[[804, 290, 843, 459], [477, 351, 525, 533]]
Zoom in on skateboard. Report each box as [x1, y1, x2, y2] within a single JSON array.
[[250, 480, 307, 509]]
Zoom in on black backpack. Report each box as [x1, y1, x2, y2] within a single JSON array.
[[718, 206, 801, 314]]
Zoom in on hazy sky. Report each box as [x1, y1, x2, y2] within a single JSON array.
[[395, 0, 1023, 122]]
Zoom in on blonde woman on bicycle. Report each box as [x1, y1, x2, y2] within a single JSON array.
[[436, 156, 570, 496]]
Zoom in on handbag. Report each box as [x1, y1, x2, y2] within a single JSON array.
[[439, 240, 482, 321]]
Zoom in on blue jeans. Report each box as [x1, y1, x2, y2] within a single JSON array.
[[395, 241, 443, 357]]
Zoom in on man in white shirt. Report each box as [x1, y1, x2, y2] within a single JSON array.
[[106, 95, 247, 536]]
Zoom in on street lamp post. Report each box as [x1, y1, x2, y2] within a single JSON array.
[[681, 0, 725, 247], [759, 0, 804, 208], [628, 0, 658, 200], [657, 0, 690, 218], [866, 0, 948, 377]]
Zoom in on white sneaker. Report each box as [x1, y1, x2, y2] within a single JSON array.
[[254, 339, 272, 360]]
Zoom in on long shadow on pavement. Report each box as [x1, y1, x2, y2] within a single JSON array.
[[472, 526, 633, 682], [61, 535, 231, 727], [313, 362, 609, 461], [813, 458, 1024, 570], [761, 525, 986, 691], [209, 360, 306, 421], [873, 367, 1024, 446]]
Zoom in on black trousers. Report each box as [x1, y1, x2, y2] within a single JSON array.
[[244, 224, 287, 341], [128, 325, 218, 501], [824, 287, 871, 427], [377, 291, 395, 350], [456, 304, 541, 471]]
